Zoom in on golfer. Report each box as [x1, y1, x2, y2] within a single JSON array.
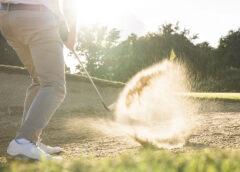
[[0, 0, 77, 160]]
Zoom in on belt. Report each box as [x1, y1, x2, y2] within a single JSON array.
[[0, 3, 49, 11]]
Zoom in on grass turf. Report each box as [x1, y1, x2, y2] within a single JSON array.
[[1, 149, 240, 172], [183, 92, 240, 101]]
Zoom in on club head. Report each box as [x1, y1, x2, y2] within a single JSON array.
[[108, 102, 116, 112]]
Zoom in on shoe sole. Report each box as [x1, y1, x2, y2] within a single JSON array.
[[6, 154, 38, 162], [50, 150, 63, 155]]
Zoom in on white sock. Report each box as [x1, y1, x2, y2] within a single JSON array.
[[15, 138, 31, 144]]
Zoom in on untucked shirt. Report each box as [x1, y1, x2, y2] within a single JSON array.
[[0, 0, 63, 17]]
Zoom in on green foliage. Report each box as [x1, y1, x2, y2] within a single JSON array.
[[216, 29, 240, 68], [75, 24, 120, 79], [74, 24, 240, 91], [182, 92, 240, 101], [3, 149, 240, 172], [75, 23, 215, 82]]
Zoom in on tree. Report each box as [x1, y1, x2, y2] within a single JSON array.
[[76, 24, 120, 79], [215, 29, 240, 68], [108, 23, 214, 82]]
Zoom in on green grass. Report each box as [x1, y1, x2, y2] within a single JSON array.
[[183, 92, 240, 101], [2, 149, 240, 172]]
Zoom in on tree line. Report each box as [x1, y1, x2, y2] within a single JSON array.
[[1, 23, 240, 91], [74, 23, 240, 91]]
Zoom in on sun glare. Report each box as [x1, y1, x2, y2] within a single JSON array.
[[65, 0, 132, 72], [65, 0, 240, 73], [76, 0, 127, 27]]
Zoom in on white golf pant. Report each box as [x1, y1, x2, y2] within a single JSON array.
[[0, 9, 66, 143]]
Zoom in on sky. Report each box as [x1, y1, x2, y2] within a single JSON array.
[[66, 0, 240, 71], [76, 0, 240, 48]]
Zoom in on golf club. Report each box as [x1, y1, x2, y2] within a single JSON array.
[[72, 49, 110, 111]]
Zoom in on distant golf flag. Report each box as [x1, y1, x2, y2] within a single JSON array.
[[170, 49, 176, 61]]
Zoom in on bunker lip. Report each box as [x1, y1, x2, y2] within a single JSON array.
[[0, 64, 125, 88]]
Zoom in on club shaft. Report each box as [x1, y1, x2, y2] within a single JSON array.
[[72, 50, 109, 111]]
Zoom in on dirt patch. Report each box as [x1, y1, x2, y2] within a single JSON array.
[[0, 111, 140, 163], [1, 101, 240, 163], [187, 112, 240, 149]]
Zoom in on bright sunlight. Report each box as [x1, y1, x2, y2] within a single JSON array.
[[76, 0, 127, 27], [64, 0, 240, 73]]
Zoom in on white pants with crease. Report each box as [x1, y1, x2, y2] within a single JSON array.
[[0, 9, 66, 143]]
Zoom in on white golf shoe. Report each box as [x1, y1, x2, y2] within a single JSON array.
[[39, 143, 63, 154], [7, 140, 63, 161]]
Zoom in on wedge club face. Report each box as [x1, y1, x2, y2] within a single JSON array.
[[108, 103, 116, 112]]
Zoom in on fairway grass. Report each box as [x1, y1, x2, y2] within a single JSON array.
[[183, 92, 240, 101], [2, 149, 240, 172]]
